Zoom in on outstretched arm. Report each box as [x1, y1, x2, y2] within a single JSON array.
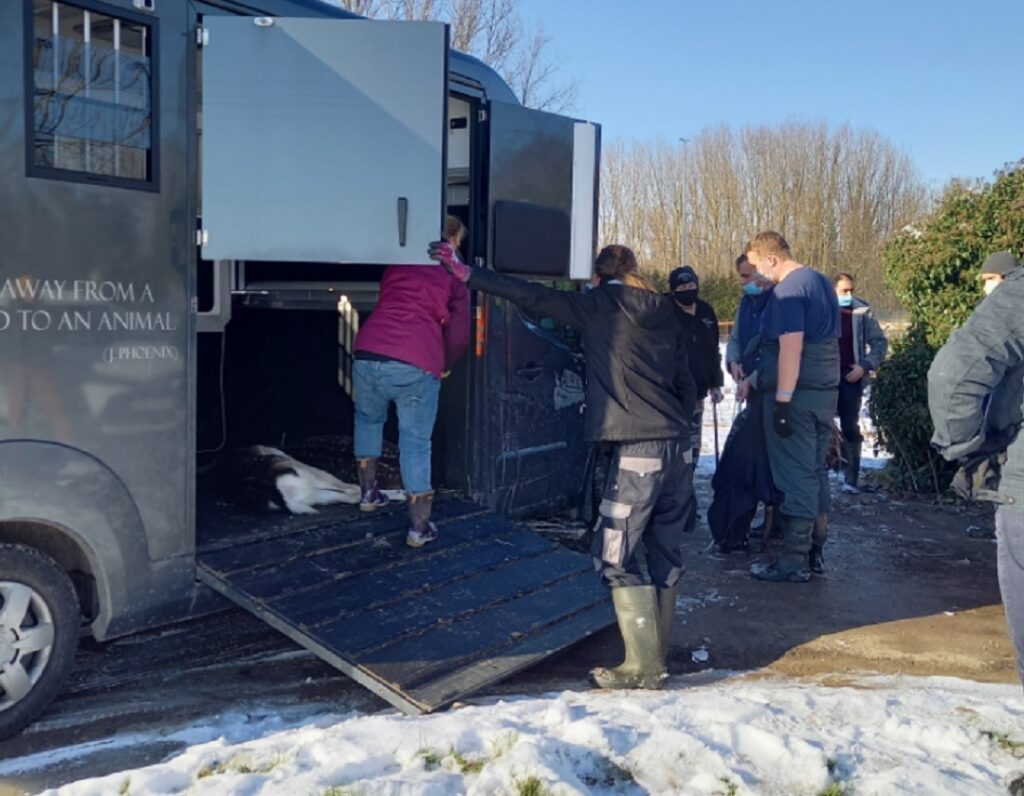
[[430, 241, 593, 330]]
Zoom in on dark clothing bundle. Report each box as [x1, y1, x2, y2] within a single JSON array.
[[670, 297, 724, 399], [468, 269, 697, 443], [708, 392, 778, 548]]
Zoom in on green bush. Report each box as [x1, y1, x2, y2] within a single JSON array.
[[873, 160, 1024, 492], [869, 326, 955, 494], [701, 273, 741, 327]]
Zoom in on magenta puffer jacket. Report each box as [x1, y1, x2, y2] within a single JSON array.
[[354, 265, 471, 378]]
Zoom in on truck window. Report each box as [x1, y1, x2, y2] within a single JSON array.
[[28, 0, 157, 190]]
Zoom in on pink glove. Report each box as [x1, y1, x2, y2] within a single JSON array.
[[428, 240, 471, 282]]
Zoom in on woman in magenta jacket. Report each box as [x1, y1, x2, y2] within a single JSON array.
[[353, 217, 471, 547]]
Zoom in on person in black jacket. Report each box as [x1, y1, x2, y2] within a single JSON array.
[[668, 265, 724, 467], [429, 241, 696, 690]]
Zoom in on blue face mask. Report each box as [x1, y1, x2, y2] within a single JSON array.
[[838, 295, 854, 308], [742, 282, 763, 297]]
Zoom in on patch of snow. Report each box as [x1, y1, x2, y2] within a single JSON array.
[[24, 676, 1024, 796]]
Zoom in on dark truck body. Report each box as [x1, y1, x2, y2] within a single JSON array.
[[0, 0, 603, 731]]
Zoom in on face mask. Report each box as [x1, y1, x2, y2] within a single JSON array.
[[674, 291, 697, 306], [837, 295, 854, 308], [983, 280, 1000, 296], [742, 282, 763, 297]]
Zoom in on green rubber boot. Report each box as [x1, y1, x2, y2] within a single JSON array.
[[657, 585, 679, 666], [590, 585, 666, 690]]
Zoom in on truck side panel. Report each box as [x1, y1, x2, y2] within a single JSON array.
[[0, 0, 196, 633]]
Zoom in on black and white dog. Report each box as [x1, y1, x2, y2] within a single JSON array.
[[221, 446, 362, 515]]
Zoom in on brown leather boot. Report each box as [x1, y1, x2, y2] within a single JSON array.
[[357, 458, 388, 512], [406, 491, 437, 547]]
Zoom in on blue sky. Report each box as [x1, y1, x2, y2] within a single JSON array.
[[518, 0, 1023, 188]]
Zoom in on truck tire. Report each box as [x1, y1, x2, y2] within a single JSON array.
[[0, 543, 80, 741]]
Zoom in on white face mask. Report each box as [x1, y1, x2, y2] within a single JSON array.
[[983, 279, 1001, 296]]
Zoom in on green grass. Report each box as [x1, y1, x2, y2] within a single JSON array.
[[513, 775, 550, 796], [195, 753, 287, 779], [487, 730, 520, 759], [448, 747, 486, 774], [414, 734, 520, 776], [817, 784, 846, 796], [414, 746, 444, 770], [716, 776, 739, 796], [982, 729, 1024, 757]]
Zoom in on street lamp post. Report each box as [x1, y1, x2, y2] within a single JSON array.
[[679, 137, 689, 266]]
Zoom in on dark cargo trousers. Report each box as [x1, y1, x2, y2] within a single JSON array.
[[997, 506, 1024, 686], [763, 388, 837, 571], [591, 439, 693, 589]]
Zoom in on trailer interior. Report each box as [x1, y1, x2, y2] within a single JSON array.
[[191, 86, 612, 714]]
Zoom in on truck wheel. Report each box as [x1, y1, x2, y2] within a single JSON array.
[[0, 544, 80, 741]]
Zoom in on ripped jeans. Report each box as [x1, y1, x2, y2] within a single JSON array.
[[591, 439, 694, 589]]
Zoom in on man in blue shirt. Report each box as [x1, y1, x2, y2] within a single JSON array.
[[743, 231, 840, 582]]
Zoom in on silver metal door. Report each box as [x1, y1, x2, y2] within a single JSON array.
[[201, 17, 448, 264]]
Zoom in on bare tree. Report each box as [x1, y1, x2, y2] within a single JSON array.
[[325, 0, 577, 111], [600, 122, 930, 311]]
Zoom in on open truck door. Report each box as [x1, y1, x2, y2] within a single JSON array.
[[478, 100, 600, 515], [200, 16, 448, 264], [195, 18, 611, 715]]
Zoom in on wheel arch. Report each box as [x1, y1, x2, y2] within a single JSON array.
[[0, 441, 154, 640], [0, 520, 100, 624]]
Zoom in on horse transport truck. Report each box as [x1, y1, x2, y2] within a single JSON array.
[[0, 0, 608, 738]]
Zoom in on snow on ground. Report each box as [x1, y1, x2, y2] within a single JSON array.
[[17, 675, 1024, 795]]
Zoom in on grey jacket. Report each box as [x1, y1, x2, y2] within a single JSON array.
[[844, 297, 889, 378], [929, 268, 1024, 506]]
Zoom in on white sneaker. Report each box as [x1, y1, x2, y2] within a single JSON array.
[[841, 483, 859, 495]]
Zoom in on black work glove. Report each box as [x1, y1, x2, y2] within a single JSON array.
[[772, 401, 793, 438]]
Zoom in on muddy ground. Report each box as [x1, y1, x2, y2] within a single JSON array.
[[0, 472, 1015, 794]]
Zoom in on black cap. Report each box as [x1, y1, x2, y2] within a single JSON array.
[[980, 251, 1021, 277], [669, 265, 699, 290]]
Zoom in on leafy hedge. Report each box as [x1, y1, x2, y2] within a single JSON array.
[[872, 161, 1024, 493]]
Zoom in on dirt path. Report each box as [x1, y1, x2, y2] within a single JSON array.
[[0, 475, 1015, 794]]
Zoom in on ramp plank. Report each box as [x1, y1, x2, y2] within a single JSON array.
[[309, 548, 590, 653], [218, 515, 538, 601], [353, 570, 605, 689], [196, 501, 612, 714], [268, 534, 554, 625]]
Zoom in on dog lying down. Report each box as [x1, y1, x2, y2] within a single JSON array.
[[223, 446, 403, 515]]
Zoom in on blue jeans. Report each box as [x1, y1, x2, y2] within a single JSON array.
[[353, 359, 441, 495]]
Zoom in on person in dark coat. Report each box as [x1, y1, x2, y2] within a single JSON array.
[[430, 241, 696, 690], [929, 251, 1024, 684], [833, 272, 888, 492], [353, 216, 471, 548], [668, 265, 724, 467]]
